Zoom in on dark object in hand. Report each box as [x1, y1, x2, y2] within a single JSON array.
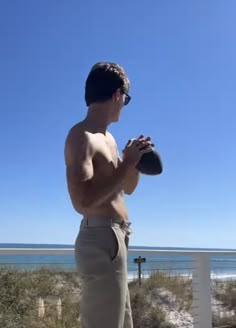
[[136, 149, 163, 175]]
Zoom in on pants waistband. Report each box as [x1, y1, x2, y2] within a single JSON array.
[[81, 217, 131, 230]]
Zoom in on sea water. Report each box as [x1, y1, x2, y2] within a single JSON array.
[[0, 243, 236, 280]]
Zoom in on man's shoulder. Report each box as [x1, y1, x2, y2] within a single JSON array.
[[66, 122, 91, 145], [65, 123, 94, 164], [106, 130, 117, 144]]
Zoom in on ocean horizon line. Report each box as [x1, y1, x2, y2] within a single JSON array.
[[0, 243, 236, 251]]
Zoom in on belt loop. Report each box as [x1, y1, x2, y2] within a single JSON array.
[[86, 218, 89, 226]]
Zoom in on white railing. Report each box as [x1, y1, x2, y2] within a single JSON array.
[[1, 248, 236, 328]]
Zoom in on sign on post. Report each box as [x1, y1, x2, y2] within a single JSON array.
[[134, 256, 146, 286]]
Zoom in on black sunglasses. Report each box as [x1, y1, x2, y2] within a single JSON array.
[[122, 91, 131, 106]]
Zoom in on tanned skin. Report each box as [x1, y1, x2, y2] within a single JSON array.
[[65, 88, 153, 221]]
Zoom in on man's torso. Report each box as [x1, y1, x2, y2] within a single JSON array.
[[65, 123, 128, 220]]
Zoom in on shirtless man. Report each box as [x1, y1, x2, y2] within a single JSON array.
[[64, 62, 153, 328]]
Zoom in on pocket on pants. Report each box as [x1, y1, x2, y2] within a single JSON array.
[[109, 227, 120, 263], [125, 234, 129, 249]]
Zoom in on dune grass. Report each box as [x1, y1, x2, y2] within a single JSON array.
[[212, 279, 236, 328], [0, 267, 236, 327], [0, 267, 81, 328]]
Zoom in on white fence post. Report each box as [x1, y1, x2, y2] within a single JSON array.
[[57, 298, 62, 320], [38, 297, 45, 318], [192, 253, 212, 328]]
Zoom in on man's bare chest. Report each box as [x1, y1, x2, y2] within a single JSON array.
[[92, 136, 119, 174]]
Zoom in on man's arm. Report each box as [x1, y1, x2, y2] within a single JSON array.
[[118, 135, 154, 195], [118, 156, 140, 195], [67, 162, 131, 208], [107, 132, 141, 195]]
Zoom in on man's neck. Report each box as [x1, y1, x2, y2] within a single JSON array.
[[83, 105, 111, 134]]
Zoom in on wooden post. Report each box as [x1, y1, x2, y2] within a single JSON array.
[[134, 256, 146, 286]]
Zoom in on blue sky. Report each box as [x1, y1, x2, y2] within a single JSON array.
[[0, 0, 235, 248]]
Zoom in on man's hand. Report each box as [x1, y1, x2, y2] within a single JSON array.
[[136, 135, 155, 150], [122, 135, 155, 168]]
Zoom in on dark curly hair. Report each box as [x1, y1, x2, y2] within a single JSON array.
[[85, 62, 130, 106]]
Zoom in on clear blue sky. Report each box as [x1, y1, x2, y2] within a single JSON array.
[[1, 0, 235, 248]]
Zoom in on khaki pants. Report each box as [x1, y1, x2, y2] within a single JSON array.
[[75, 217, 133, 328]]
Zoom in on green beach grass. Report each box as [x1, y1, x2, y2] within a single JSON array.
[[0, 267, 235, 328]]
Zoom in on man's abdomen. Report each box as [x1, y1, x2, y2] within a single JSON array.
[[77, 193, 129, 221]]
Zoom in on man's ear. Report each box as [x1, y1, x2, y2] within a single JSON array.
[[112, 89, 121, 102]]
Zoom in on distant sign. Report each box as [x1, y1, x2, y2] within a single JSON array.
[[134, 257, 146, 264]]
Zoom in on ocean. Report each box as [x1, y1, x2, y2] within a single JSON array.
[[1, 243, 236, 280]]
